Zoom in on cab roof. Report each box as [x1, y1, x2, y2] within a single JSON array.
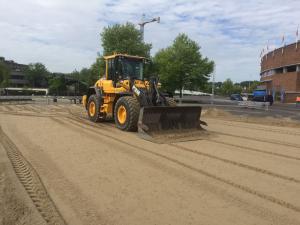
[[103, 53, 146, 60]]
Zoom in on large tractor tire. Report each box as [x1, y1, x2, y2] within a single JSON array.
[[114, 96, 140, 131], [87, 95, 102, 122], [165, 97, 177, 106]]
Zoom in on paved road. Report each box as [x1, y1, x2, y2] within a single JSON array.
[[205, 104, 300, 122], [176, 95, 300, 121]]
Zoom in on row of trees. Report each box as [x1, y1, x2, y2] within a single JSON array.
[[204, 79, 260, 96], [1, 22, 258, 96], [0, 62, 10, 87], [1, 59, 259, 97], [0, 59, 100, 95], [23, 63, 98, 95]]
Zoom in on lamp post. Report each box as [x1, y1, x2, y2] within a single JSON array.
[[211, 64, 216, 105], [138, 14, 160, 41]]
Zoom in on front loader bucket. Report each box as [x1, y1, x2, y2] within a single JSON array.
[[138, 106, 208, 143]]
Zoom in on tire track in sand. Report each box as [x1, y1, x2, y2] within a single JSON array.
[[61, 115, 300, 182], [212, 131, 300, 149], [8, 124, 110, 225], [211, 120, 300, 136], [206, 139, 300, 161], [3, 105, 15, 112], [0, 127, 67, 225], [0, 111, 55, 118], [66, 113, 300, 177], [68, 108, 300, 149], [53, 116, 300, 213], [169, 143, 300, 184]]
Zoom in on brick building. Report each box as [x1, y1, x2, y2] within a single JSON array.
[[260, 41, 300, 103], [0, 57, 29, 87]]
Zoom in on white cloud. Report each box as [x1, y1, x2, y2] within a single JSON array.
[[0, 0, 299, 82]]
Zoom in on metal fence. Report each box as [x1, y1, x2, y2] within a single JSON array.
[[0, 95, 82, 104], [238, 101, 270, 111]]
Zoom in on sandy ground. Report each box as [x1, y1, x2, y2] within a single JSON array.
[[0, 103, 300, 225], [0, 139, 46, 225]]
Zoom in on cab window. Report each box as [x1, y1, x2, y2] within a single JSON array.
[[107, 59, 115, 80]]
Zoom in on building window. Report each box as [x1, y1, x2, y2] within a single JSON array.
[[11, 75, 24, 80], [287, 65, 297, 72], [275, 68, 283, 74], [261, 69, 275, 77]]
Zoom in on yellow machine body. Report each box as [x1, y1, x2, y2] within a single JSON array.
[[82, 53, 149, 118], [94, 79, 149, 117]]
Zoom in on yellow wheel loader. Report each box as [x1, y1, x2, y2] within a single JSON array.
[[82, 53, 206, 141]]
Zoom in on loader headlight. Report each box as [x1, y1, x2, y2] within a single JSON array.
[[132, 85, 141, 96]]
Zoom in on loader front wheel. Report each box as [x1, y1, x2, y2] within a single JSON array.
[[114, 96, 140, 131], [87, 95, 101, 122]]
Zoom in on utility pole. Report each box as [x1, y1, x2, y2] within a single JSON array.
[[138, 14, 160, 41]]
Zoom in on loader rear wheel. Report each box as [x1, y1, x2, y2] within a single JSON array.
[[166, 97, 177, 106], [87, 95, 101, 122], [114, 96, 140, 131]]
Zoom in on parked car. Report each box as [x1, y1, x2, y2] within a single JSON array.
[[252, 89, 273, 105], [230, 94, 243, 101], [252, 90, 267, 102]]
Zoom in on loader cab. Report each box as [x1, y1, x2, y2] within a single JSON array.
[[105, 54, 146, 85]]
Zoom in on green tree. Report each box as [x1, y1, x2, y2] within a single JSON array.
[[220, 79, 234, 96], [233, 83, 243, 94], [249, 80, 260, 92], [69, 57, 103, 87], [25, 63, 49, 87], [203, 81, 223, 95], [101, 22, 152, 57], [70, 68, 92, 94], [0, 62, 10, 87], [153, 33, 214, 95], [240, 80, 260, 92], [92, 22, 153, 84], [88, 57, 104, 84], [48, 75, 66, 95], [220, 79, 242, 96]]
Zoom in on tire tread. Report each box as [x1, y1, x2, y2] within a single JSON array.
[[114, 96, 140, 131]]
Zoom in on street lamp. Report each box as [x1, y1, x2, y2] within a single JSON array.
[[138, 14, 160, 41], [211, 64, 216, 105]]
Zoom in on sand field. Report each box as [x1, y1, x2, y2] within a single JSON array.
[[0, 103, 299, 225]]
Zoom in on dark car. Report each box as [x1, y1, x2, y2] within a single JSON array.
[[230, 94, 243, 101], [252, 94, 273, 105]]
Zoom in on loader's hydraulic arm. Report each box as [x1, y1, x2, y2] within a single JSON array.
[[132, 77, 168, 107]]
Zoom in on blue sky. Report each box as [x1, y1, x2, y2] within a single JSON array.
[[0, 0, 299, 82]]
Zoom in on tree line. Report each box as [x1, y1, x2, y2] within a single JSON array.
[[0, 22, 259, 96], [204, 79, 261, 96]]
